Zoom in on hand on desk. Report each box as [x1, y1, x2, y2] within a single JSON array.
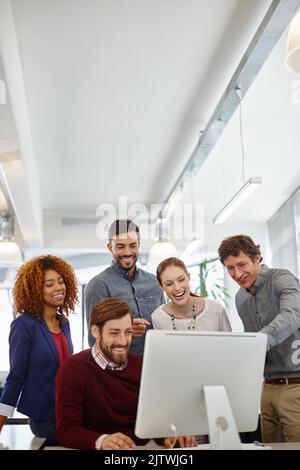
[[102, 432, 136, 450], [164, 435, 197, 449], [132, 319, 150, 338]]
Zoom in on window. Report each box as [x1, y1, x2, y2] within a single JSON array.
[[188, 259, 228, 307], [68, 284, 89, 351], [0, 288, 13, 371], [268, 185, 300, 277]]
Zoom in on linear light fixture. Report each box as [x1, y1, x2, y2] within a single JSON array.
[[213, 177, 262, 224]]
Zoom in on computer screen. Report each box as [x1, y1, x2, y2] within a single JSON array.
[[135, 330, 267, 449]]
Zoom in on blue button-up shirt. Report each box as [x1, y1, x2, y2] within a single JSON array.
[[85, 261, 164, 355]]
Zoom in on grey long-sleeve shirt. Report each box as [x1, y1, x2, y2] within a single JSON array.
[[85, 262, 164, 355], [236, 265, 300, 378]]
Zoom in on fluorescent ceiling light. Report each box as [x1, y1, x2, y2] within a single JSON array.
[[213, 177, 262, 225]]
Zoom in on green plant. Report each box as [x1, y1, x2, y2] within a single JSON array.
[[196, 257, 230, 306]]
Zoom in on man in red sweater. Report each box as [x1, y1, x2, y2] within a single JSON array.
[[56, 298, 144, 450], [56, 297, 196, 450]]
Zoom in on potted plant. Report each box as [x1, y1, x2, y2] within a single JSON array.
[[196, 257, 230, 306]]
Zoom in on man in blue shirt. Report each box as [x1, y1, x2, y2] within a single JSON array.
[[218, 234, 300, 443], [85, 219, 164, 355]]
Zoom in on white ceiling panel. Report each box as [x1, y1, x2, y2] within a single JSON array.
[[2, 0, 296, 257]]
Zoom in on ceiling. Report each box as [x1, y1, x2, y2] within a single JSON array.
[[0, 0, 300, 268], [187, 23, 300, 246]]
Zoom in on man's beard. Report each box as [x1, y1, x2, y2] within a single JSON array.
[[99, 337, 129, 366], [114, 254, 137, 271]]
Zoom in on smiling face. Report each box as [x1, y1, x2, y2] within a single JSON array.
[[107, 231, 140, 274], [160, 265, 191, 305], [43, 269, 66, 310], [92, 314, 133, 366], [224, 251, 261, 290]]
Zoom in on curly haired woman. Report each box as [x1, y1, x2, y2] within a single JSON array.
[[0, 255, 78, 441]]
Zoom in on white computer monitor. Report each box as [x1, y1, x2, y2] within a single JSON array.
[[135, 330, 267, 449]]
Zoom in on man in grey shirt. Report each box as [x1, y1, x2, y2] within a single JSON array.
[[218, 234, 300, 443], [85, 219, 164, 355]]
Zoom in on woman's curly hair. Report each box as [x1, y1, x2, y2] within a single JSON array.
[[13, 255, 78, 319]]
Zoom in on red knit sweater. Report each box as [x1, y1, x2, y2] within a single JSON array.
[[55, 349, 148, 449]]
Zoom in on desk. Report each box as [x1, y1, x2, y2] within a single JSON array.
[[43, 442, 300, 450], [136, 442, 300, 450], [0, 424, 45, 450], [269, 442, 300, 450]]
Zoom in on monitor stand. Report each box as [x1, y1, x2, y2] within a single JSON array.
[[203, 385, 242, 450]]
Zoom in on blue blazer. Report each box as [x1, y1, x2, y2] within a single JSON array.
[[0, 314, 73, 420]]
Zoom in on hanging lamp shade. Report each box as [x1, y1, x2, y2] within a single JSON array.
[[0, 214, 23, 267], [148, 239, 177, 269], [286, 10, 300, 74], [0, 240, 23, 266], [148, 216, 177, 269]]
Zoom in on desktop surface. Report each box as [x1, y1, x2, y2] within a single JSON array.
[[0, 424, 45, 450], [41, 441, 300, 451], [134, 442, 300, 450], [134, 443, 270, 450]]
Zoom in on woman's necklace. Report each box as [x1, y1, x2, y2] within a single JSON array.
[[170, 303, 197, 331]]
